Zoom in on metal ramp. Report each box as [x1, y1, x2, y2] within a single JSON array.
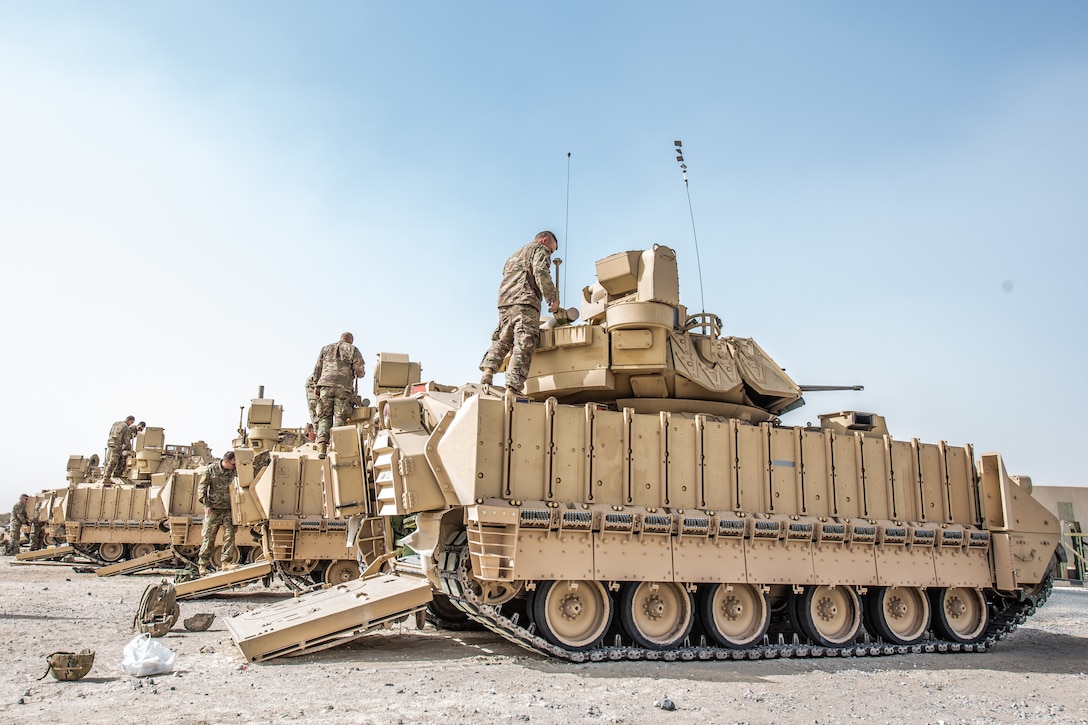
[[95, 549, 178, 577], [225, 573, 433, 662], [15, 545, 74, 562], [174, 561, 274, 600]]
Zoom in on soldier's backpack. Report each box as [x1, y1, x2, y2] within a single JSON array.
[[133, 579, 180, 637]]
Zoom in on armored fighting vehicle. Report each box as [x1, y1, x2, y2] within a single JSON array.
[[48, 429, 215, 564], [225, 388, 385, 588], [226, 245, 1059, 663], [168, 388, 387, 597]]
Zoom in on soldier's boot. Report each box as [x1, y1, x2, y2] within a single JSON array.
[[197, 565, 208, 577], [480, 368, 494, 386], [318, 441, 328, 459], [505, 384, 524, 395]]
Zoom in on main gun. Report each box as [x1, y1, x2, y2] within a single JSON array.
[[799, 385, 865, 392]]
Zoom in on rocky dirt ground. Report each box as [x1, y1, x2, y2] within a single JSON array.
[[1, 561, 1087, 724]]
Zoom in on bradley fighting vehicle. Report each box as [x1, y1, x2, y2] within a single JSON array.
[[168, 388, 388, 599], [33, 429, 216, 564], [226, 244, 1060, 663]]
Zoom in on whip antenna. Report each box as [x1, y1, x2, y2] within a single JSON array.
[[563, 151, 571, 302], [674, 140, 706, 315]]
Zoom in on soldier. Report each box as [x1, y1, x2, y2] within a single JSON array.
[[29, 498, 46, 551], [101, 415, 138, 484], [197, 451, 237, 576], [479, 230, 560, 394], [305, 373, 319, 423], [311, 332, 366, 459], [6, 494, 29, 555]]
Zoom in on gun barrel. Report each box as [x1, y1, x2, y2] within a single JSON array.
[[799, 385, 865, 392]]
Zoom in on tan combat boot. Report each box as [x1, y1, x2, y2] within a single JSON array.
[[480, 368, 494, 385]]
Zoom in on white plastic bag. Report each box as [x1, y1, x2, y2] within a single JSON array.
[[121, 632, 176, 677]]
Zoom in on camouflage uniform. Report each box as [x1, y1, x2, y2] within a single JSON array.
[[312, 340, 366, 444], [480, 241, 558, 391], [7, 500, 28, 555], [101, 420, 136, 482], [197, 460, 237, 573], [29, 499, 45, 550], [305, 374, 319, 423]]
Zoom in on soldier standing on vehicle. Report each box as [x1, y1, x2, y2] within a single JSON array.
[[305, 373, 319, 423], [197, 451, 237, 577], [311, 332, 366, 459], [479, 230, 560, 394], [5, 494, 29, 555], [101, 415, 138, 484]]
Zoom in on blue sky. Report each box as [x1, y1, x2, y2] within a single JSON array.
[[1, 1, 1085, 506]]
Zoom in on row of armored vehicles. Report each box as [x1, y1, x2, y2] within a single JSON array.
[[18, 391, 385, 589], [16, 244, 1063, 664]]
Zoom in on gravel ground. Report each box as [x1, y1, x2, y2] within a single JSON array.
[[1, 561, 1087, 724]]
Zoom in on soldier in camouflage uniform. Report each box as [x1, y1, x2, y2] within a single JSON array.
[[6, 494, 29, 555], [100, 415, 137, 483], [197, 451, 237, 576], [28, 497, 46, 551], [311, 332, 366, 458], [479, 231, 560, 393], [305, 373, 319, 423]]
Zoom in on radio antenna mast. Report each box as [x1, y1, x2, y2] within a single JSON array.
[[674, 140, 706, 315], [563, 151, 571, 302]]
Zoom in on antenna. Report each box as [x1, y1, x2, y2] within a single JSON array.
[[563, 151, 571, 302], [674, 140, 706, 316]]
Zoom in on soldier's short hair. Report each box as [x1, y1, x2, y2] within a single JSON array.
[[125, 415, 136, 424], [224, 450, 236, 462], [340, 331, 354, 343], [535, 231, 557, 245]]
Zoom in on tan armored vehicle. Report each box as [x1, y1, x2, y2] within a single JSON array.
[[48, 428, 215, 564], [228, 388, 385, 588], [227, 245, 1059, 663], [170, 389, 386, 597]]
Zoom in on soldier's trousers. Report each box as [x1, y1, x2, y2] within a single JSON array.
[[480, 304, 541, 390], [5, 522, 22, 554], [101, 446, 127, 482], [198, 509, 237, 569], [30, 523, 44, 551], [314, 387, 354, 444]]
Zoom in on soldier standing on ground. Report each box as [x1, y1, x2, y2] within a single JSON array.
[[479, 230, 560, 394], [29, 498, 46, 551], [197, 451, 237, 576], [6, 494, 29, 555], [101, 415, 140, 483], [311, 332, 366, 459]]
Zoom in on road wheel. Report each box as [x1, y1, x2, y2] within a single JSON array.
[[930, 587, 988, 644], [98, 542, 125, 563], [618, 581, 694, 650], [792, 585, 862, 647], [698, 583, 769, 648], [866, 586, 930, 645], [322, 560, 361, 585], [130, 543, 157, 559], [285, 559, 318, 576], [533, 580, 613, 652]]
